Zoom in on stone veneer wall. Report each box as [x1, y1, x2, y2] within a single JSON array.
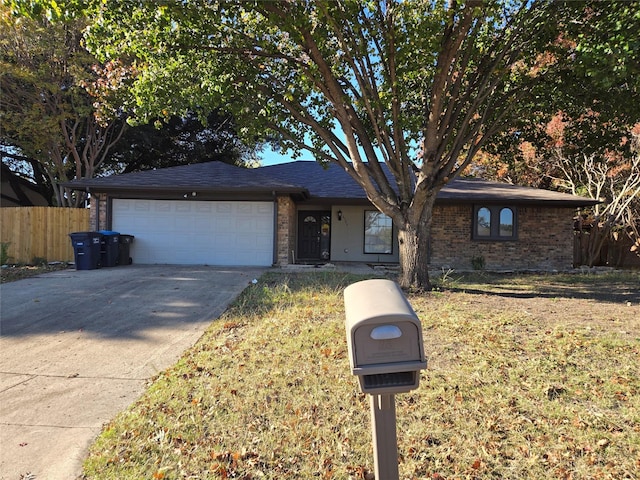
[[429, 204, 575, 271], [276, 196, 296, 265], [88, 193, 108, 231]]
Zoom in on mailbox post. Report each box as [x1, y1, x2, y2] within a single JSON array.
[[344, 279, 427, 480]]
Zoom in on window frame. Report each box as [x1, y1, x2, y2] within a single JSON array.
[[363, 210, 394, 254], [472, 205, 518, 241]]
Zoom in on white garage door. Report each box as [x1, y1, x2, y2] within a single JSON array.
[[112, 199, 274, 266]]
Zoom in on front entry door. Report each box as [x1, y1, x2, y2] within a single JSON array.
[[297, 211, 331, 261]]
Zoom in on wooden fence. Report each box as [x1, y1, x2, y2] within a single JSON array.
[[574, 230, 640, 269], [0, 207, 90, 263]]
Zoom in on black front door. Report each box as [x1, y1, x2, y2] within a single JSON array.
[[297, 211, 331, 261]]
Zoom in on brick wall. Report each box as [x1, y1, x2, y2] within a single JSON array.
[[276, 195, 296, 265], [429, 204, 575, 271], [88, 193, 108, 231]]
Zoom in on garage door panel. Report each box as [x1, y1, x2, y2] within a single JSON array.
[[255, 203, 273, 215], [174, 216, 195, 230], [134, 200, 151, 212], [237, 236, 256, 249], [112, 199, 274, 266], [237, 218, 256, 233], [195, 203, 212, 213], [215, 218, 234, 230], [236, 203, 253, 214], [256, 217, 273, 229]]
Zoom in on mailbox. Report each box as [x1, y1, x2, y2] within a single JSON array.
[[344, 279, 427, 395]]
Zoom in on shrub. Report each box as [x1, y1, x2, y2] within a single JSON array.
[[471, 255, 485, 270], [1, 242, 10, 264]]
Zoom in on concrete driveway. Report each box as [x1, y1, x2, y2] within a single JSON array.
[[0, 265, 265, 480]]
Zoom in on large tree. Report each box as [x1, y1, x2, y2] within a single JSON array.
[[79, 0, 637, 289], [482, 0, 640, 188], [2, 4, 262, 206], [0, 5, 126, 207]]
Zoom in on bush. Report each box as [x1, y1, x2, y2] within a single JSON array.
[[1, 242, 10, 264], [31, 256, 48, 266], [471, 255, 485, 270]]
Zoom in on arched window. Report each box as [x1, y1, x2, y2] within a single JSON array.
[[473, 206, 517, 240], [476, 207, 491, 237], [499, 208, 514, 237]]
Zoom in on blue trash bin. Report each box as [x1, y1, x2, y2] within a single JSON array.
[[98, 230, 120, 267], [69, 232, 102, 270]]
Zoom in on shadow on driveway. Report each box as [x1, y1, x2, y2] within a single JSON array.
[[1, 265, 263, 338], [0, 265, 264, 480]]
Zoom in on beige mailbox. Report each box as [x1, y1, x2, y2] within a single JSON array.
[[344, 278, 427, 395]]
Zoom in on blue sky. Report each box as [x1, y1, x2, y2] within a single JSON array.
[[259, 146, 295, 166]]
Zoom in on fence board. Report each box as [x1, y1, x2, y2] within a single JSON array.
[[573, 230, 640, 269], [0, 207, 90, 263]]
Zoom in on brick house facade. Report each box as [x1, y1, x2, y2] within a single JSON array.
[[430, 205, 574, 271], [72, 161, 596, 269]]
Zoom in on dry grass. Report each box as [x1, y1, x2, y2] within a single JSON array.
[[82, 270, 639, 479], [0, 262, 72, 283]]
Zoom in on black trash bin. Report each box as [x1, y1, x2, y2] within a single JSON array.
[[98, 230, 120, 267], [69, 232, 102, 270], [118, 235, 134, 265]]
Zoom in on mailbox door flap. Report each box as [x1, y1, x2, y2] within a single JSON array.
[[353, 321, 421, 366]]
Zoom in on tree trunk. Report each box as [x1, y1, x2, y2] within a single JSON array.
[[587, 223, 612, 267], [397, 214, 432, 292]]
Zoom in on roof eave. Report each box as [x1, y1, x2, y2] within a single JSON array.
[[436, 198, 601, 208], [63, 183, 310, 200]]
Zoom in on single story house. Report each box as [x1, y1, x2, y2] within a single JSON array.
[[65, 161, 598, 270]]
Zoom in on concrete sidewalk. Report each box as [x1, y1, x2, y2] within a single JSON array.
[[0, 265, 265, 480]]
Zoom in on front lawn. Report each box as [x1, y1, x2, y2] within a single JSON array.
[[82, 271, 639, 479]]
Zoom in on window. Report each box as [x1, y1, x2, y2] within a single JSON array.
[[364, 211, 393, 254], [499, 208, 513, 236], [477, 207, 491, 237], [473, 206, 516, 240]]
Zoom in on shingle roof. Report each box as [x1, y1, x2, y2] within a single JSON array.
[[262, 162, 598, 206], [65, 160, 598, 207], [261, 161, 369, 200], [65, 161, 305, 195], [436, 177, 598, 206]]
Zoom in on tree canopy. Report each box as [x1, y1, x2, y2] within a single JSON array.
[[100, 110, 260, 176], [2, 3, 261, 206], [44, 0, 640, 287], [0, 4, 126, 207]]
